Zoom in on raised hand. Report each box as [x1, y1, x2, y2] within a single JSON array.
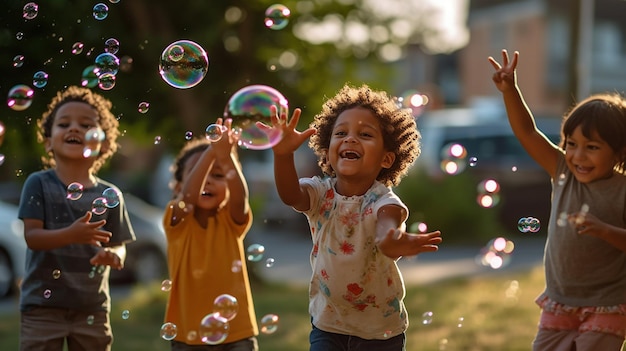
[[488, 49, 519, 92], [376, 228, 442, 259], [211, 117, 238, 156], [68, 211, 111, 246], [90, 247, 123, 270], [257, 105, 315, 156]]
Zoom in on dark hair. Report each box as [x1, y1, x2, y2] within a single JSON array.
[[37, 85, 119, 173], [170, 138, 212, 191], [309, 83, 420, 186], [561, 92, 626, 172]]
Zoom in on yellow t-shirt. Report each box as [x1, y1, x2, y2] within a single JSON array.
[[163, 201, 258, 345]]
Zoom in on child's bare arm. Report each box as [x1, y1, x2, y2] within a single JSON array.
[[23, 211, 111, 250], [375, 205, 441, 259], [488, 49, 561, 178]]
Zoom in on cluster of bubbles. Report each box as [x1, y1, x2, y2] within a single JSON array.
[[476, 178, 500, 208], [476, 237, 515, 269], [517, 216, 541, 233], [66, 182, 121, 216]]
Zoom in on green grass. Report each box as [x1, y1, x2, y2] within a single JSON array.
[[0, 267, 547, 351]]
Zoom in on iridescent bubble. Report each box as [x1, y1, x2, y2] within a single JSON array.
[[187, 330, 197, 341], [468, 156, 478, 167], [138, 102, 150, 114], [264, 4, 291, 30], [167, 44, 184, 62], [102, 187, 120, 208], [246, 243, 265, 262], [43, 289, 52, 299], [66, 182, 84, 200], [94, 52, 120, 76], [52, 269, 61, 279], [72, 42, 85, 55], [223, 85, 287, 150], [160, 322, 178, 340], [97, 73, 116, 91], [260, 314, 279, 334], [23, 2, 39, 20], [213, 294, 239, 321], [32, 71, 49, 88], [109, 0, 120, 3], [476, 178, 501, 208], [476, 237, 514, 269], [421, 311, 434, 325], [121, 310, 130, 320], [154, 136, 162, 145], [205, 124, 224, 142], [199, 313, 229, 345], [13, 55, 24, 68], [265, 257, 275, 268], [83, 127, 105, 157], [231, 260, 242, 273], [87, 315, 94, 325], [16, 32, 24, 40], [440, 143, 467, 175], [92, 197, 108, 215], [93, 3, 109, 20], [161, 279, 172, 292], [184, 131, 193, 140], [159, 40, 209, 89], [81, 65, 98, 88], [104, 38, 120, 54], [7, 85, 34, 111]]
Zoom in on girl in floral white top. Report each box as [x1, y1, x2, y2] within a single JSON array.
[[262, 84, 442, 351]]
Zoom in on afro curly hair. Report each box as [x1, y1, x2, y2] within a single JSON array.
[[309, 83, 420, 187], [37, 85, 120, 174]]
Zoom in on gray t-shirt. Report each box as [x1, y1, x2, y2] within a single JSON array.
[[544, 155, 626, 306], [18, 169, 135, 312]]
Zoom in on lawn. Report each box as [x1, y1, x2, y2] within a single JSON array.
[[0, 266, 547, 350]]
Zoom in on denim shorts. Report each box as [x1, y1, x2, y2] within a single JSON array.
[[309, 323, 405, 351]]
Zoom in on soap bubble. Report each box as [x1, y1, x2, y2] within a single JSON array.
[[81, 65, 98, 88], [93, 3, 109, 20], [264, 4, 290, 30], [23, 2, 39, 20], [66, 182, 84, 200], [94, 52, 120, 76], [223, 85, 287, 150], [213, 294, 239, 321], [246, 243, 265, 262], [199, 313, 229, 345], [102, 187, 120, 208], [104, 38, 120, 55], [160, 322, 178, 340], [91, 197, 108, 215], [7, 85, 34, 111], [205, 124, 224, 142], [260, 314, 279, 334], [33, 71, 49, 88], [159, 40, 208, 89]]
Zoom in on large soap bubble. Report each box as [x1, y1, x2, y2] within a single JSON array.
[[223, 85, 287, 150], [159, 40, 209, 89]]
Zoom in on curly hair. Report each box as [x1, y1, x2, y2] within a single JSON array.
[[561, 92, 626, 173], [169, 138, 211, 192], [309, 84, 420, 187], [37, 86, 120, 173]]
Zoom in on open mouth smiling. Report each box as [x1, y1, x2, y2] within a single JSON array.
[[340, 150, 361, 159]]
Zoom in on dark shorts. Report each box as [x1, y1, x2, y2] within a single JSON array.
[[309, 323, 405, 351], [171, 337, 258, 351], [20, 307, 112, 351]]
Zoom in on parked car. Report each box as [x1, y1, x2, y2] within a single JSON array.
[[0, 200, 26, 298]]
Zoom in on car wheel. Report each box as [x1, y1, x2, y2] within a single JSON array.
[[130, 248, 167, 284], [0, 250, 14, 298]]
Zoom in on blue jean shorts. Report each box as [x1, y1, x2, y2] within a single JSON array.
[[309, 323, 405, 351]]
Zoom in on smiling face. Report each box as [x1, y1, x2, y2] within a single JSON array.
[[327, 107, 395, 189], [564, 125, 620, 183], [180, 151, 228, 212], [45, 101, 104, 164]]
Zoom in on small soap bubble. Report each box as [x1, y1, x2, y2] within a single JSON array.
[[13, 55, 25, 68], [102, 187, 120, 208], [223, 85, 287, 150], [7, 85, 34, 111], [205, 124, 224, 142], [87, 315, 95, 325], [159, 40, 209, 89], [84, 127, 105, 158], [265, 257, 275, 268], [32, 71, 49, 88], [160, 279, 172, 292], [91, 197, 108, 215], [94, 52, 120, 76], [154, 136, 162, 145], [231, 260, 242, 273], [557, 173, 566, 186], [121, 310, 130, 320], [160, 322, 178, 340], [246, 243, 265, 262], [199, 313, 229, 345], [81, 65, 99, 88], [468, 156, 478, 167], [23, 2, 39, 20], [43, 289, 52, 299], [97, 73, 116, 91], [476, 178, 501, 208], [264, 4, 291, 30], [138, 102, 150, 114], [66, 182, 84, 200], [72, 42, 85, 55], [16, 32, 24, 40], [52, 269, 61, 279], [457, 316, 464, 328], [104, 38, 120, 55], [260, 314, 279, 334], [213, 294, 239, 321], [187, 330, 197, 341], [421, 311, 434, 325], [93, 3, 109, 20], [440, 143, 467, 175], [184, 131, 193, 140]]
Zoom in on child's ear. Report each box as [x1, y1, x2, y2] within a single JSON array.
[[381, 151, 395, 169]]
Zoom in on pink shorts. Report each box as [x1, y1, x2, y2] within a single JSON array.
[[536, 294, 626, 338]]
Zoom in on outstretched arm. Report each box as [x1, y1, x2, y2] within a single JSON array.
[[375, 205, 442, 260], [23, 211, 111, 250], [488, 49, 561, 178], [263, 106, 316, 212]]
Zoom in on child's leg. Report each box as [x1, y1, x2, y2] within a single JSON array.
[[574, 312, 626, 351], [309, 324, 348, 351], [20, 307, 68, 351], [65, 310, 112, 351], [574, 331, 625, 351], [532, 329, 577, 351]]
